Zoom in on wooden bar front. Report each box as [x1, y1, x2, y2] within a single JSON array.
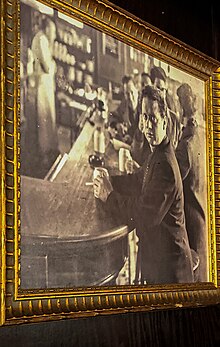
[[20, 122, 129, 289]]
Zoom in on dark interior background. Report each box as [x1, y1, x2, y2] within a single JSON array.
[[110, 0, 220, 61], [1, 0, 220, 346]]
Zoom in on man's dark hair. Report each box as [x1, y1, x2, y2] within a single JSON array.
[[141, 72, 151, 79], [176, 83, 193, 98], [150, 66, 167, 84], [42, 16, 54, 32], [141, 85, 167, 118], [121, 75, 132, 85], [177, 83, 197, 115]]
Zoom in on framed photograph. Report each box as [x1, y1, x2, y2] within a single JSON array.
[[1, 0, 220, 326]]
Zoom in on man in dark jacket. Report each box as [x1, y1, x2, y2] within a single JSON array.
[[94, 86, 194, 285]]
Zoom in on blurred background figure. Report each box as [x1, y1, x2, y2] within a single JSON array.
[[30, 17, 60, 177], [132, 71, 142, 92], [109, 75, 139, 140], [150, 66, 181, 149], [141, 72, 152, 89], [129, 72, 152, 167], [175, 83, 208, 281]]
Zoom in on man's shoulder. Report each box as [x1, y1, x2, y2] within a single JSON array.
[[158, 137, 174, 155]]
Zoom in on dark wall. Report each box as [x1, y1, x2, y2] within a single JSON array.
[[1, 1, 220, 346], [110, 0, 220, 61], [0, 305, 220, 347]]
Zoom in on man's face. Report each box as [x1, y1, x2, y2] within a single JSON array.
[[141, 96, 167, 147], [153, 78, 167, 100]]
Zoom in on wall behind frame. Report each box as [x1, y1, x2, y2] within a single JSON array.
[[0, 0, 220, 346], [110, 0, 220, 61]]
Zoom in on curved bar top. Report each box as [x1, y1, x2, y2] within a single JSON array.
[[21, 121, 127, 240], [20, 121, 129, 288]]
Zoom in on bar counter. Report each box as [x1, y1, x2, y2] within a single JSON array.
[[20, 121, 129, 289]]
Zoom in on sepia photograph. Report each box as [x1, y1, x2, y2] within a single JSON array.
[[19, 0, 208, 289]]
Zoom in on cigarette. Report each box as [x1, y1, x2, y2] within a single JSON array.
[[85, 182, 93, 186]]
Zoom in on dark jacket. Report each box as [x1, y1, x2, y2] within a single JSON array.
[[106, 137, 194, 284]]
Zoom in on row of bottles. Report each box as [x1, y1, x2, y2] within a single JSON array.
[[57, 27, 92, 53], [53, 41, 95, 71]]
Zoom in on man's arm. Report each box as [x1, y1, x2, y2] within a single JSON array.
[[106, 160, 176, 228], [111, 170, 143, 196]]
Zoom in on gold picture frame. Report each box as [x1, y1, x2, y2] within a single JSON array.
[[1, 0, 220, 326]]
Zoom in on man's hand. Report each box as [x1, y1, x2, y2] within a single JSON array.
[[93, 174, 113, 202], [125, 158, 140, 174]]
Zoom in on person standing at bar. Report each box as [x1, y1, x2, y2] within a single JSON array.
[[93, 85, 194, 285], [30, 16, 59, 177], [175, 83, 208, 281]]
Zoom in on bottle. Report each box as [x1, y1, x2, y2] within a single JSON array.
[[94, 126, 105, 156]]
